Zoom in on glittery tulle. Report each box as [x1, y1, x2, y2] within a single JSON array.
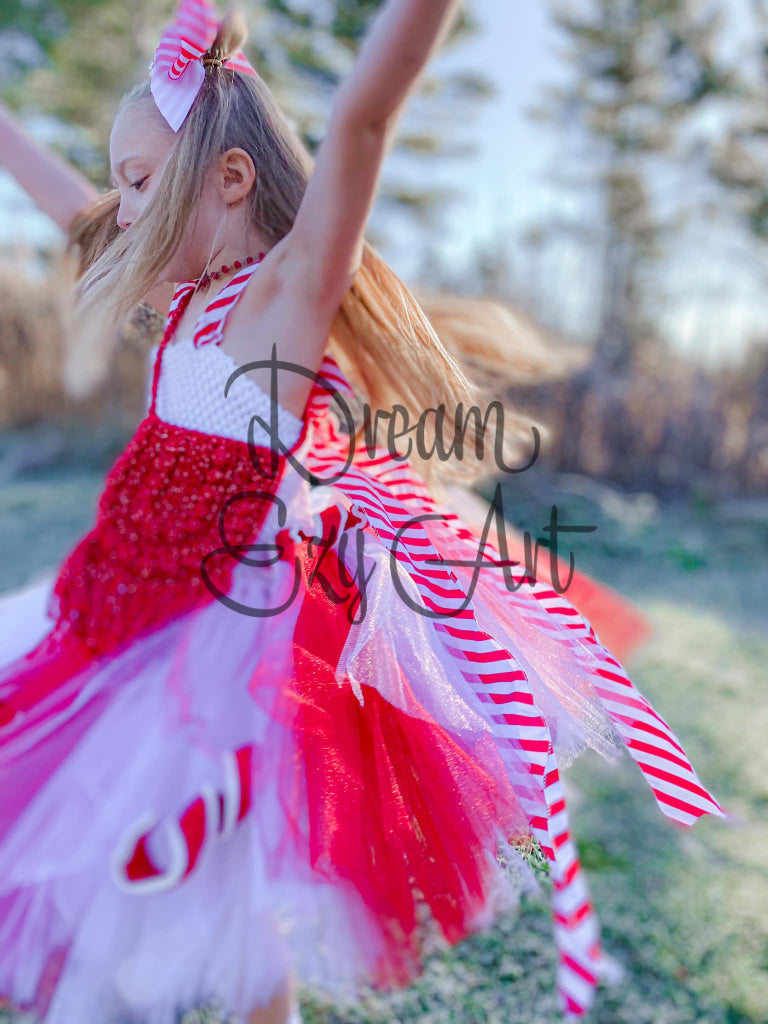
[[0, 483, 540, 1022], [0, 439, 727, 1022], [0, 270, 727, 1023]]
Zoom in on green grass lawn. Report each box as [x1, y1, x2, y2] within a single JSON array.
[[1, 426, 766, 1023]]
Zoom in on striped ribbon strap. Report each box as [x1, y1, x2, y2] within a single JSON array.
[[168, 281, 196, 317], [301, 354, 612, 1017], [418, 489, 728, 826], [192, 262, 262, 348]]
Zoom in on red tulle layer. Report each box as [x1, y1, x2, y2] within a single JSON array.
[[247, 503, 529, 987]]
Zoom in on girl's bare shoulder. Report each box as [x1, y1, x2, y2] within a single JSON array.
[[219, 235, 344, 419]]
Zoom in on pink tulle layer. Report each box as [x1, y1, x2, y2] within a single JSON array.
[[0, 461, 726, 1022]]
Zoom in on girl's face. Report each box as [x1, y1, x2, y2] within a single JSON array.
[[109, 100, 172, 233], [109, 98, 229, 283]]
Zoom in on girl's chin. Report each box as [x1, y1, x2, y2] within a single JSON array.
[[158, 263, 193, 284], [159, 248, 211, 284]]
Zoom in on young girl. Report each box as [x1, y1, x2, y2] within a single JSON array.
[[0, 100, 652, 664], [0, 2, 729, 1023]]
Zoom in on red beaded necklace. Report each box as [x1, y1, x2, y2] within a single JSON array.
[[195, 252, 266, 290], [152, 251, 267, 384]]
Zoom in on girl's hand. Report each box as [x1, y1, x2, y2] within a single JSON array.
[[0, 100, 99, 234]]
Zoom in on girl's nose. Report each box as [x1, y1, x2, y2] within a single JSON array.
[[116, 200, 132, 231]]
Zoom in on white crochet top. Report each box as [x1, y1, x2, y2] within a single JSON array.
[[146, 337, 304, 449], [144, 262, 304, 450]]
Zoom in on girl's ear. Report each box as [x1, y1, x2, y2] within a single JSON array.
[[214, 148, 256, 205]]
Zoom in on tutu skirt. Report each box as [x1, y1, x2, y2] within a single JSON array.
[[0, 355, 729, 1024]]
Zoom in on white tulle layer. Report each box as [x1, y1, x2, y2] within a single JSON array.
[[0, 476, 632, 1023]]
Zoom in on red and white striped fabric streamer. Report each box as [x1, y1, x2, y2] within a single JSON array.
[[191, 263, 262, 347], [111, 745, 253, 894], [298, 350, 730, 1018], [150, 0, 258, 132]]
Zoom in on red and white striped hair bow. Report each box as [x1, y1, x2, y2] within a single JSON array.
[[150, 0, 258, 132]]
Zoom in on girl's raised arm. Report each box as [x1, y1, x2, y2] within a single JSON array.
[[0, 103, 173, 314], [0, 101, 99, 234], [281, 0, 462, 307]]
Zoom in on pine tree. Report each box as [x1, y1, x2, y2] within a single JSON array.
[[531, 0, 738, 372], [707, 0, 768, 240]]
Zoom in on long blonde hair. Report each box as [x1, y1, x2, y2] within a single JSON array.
[[68, 190, 121, 276], [75, 13, 550, 492]]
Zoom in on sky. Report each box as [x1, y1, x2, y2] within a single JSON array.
[[1, 0, 767, 367], [375, 1, 561, 280]]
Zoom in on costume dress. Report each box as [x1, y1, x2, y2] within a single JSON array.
[[0, 262, 728, 1023], [438, 486, 652, 663]]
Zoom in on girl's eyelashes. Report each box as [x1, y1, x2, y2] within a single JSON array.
[[109, 175, 149, 192]]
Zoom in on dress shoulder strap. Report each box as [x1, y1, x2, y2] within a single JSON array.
[[147, 260, 357, 429], [192, 262, 261, 348], [146, 262, 262, 417], [147, 281, 196, 416], [168, 281, 197, 317]]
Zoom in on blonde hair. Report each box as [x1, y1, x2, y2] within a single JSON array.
[[76, 13, 550, 491], [68, 189, 121, 276]]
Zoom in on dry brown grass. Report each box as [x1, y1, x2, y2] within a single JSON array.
[[512, 337, 768, 498], [0, 256, 163, 430]]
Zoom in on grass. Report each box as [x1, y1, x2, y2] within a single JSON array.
[[0, 428, 766, 1023]]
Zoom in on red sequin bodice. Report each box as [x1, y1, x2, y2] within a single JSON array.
[[48, 412, 284, 657], [47, 278, 294, 659]]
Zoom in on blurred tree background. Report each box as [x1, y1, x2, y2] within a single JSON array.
[[428, 0, 768, 498], [1, 0, 766, 496], [0, 0, 489, 234], [0, 4, 766, 1024]]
